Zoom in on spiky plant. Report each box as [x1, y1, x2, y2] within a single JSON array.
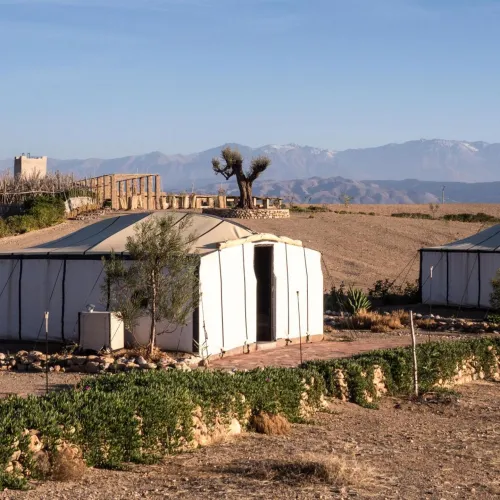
[[344, 287, 371, 314]]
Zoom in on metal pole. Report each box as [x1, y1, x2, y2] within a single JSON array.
[[409, 311, 419, 398], [44, 311, 49, 395], [296, 291, 303, 365], [441, 186, 445, 204]]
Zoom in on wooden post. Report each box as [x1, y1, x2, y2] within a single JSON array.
[[409, 311, 419, 398], [155, 175, 161, 210], [147, 176, 153, 210], [111, 175, 118, 210]]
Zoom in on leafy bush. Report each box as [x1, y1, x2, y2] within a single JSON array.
[[6, 215, 39, 234], [344, 287, 371, 314], [0, 219, 12, 238], [0, 367, 325, 489], [24, 196, 66, 227], [368, 279, 419, 306], [289, 205, 330, 213], [324, 285, 371, 313], [0, 196, 66, 238], [304, 337, 500, 407], [391, 213, 433, 220], [442, 212, 500, 223]]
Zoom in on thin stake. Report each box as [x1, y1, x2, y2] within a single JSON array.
[[409, 310, 419, 398], [44, 311, 49, 395], [296, 291, 303, 365]]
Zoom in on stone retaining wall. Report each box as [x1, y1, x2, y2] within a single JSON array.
[[202, 208, 290, 219]]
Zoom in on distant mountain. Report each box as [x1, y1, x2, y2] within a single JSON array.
[[1, 139, 499, 189], [203, 177, 500, 205]]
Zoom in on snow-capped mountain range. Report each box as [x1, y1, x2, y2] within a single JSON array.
[[1, 139, 499, 191]]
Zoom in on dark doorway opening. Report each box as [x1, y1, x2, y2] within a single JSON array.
[[254, 246, 274, 342]]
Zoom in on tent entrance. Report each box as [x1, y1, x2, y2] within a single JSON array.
[[254, 245, 275, 342]]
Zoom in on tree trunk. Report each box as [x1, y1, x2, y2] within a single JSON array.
[[149, 270, 157, 358], [237, 179, 254, 209]]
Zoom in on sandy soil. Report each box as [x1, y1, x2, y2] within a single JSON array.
[[322, 203, 500, 217], [0, 220, 94, 251], [2, 381, 498, 499]]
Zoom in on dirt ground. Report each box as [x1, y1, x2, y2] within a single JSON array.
[[0, 205, 497, 289], [2, 381, 498, 499]]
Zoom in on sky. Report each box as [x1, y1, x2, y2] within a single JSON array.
[[1, 0, 499, 158]]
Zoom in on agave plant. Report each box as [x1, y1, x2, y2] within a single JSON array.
[[344, 287, 371, 314]]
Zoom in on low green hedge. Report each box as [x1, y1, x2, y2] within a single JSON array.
[[303, 337, 500, 407], [0, 367, 325, 489], [2, 337, 499, 490]]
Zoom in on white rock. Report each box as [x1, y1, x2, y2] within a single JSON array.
[[135, 356, 148, 366]]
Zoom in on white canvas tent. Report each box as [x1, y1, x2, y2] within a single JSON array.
[[0, 211, 323, 356], [420, 224, 500, 308]]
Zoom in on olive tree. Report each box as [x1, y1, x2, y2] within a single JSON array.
[[212, 146, 271, 209], [103, 215, 199, 357]]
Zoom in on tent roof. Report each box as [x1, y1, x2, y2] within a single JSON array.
[[0, 212, 257, 257], [422, 224, 500, 252]]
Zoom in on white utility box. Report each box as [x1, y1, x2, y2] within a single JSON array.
[[79, 312, 124, 351]]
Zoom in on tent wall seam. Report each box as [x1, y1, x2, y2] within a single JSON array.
[[242, 245, 249, 342], [218, 250, 225, 350], [18, 258, 23, 340], [303, 247, 309, 334], [285, 243, 290, 339]]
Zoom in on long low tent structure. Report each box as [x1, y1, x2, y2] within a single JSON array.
[[0, 211, 323, 356], [420, 224, 500, 309]]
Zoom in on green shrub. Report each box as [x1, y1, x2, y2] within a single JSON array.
[[304, 337, 500, 407], [324, 284, 371, 313], [344, 287, 371, 314], [0, 219, 11, 238], [23, 196, 66, 227], [6, 215, 39, 234], [442, 212, 500, 223], [391, 213, 433, 220], [368, 278, 419, 305], [289, 205, 330, 213], [0, 196, 66, 238], [0, 366, 325, 489]]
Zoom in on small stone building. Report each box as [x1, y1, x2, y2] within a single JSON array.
[[14, 154, 47, 178]]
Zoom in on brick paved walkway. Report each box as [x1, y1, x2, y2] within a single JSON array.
[[210, 336, 416, 370]]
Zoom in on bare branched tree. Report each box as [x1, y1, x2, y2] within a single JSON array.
[[0, 170, 89, 205], [212, 147, 271, 209]]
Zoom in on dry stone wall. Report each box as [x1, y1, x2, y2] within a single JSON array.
[[202, 208, 290, 219]]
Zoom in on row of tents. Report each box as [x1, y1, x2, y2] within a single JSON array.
[[0, 210, 498, 356]]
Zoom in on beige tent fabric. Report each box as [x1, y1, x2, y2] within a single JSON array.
[[0, 212, 255, 256], [422, 224, 500, 252]]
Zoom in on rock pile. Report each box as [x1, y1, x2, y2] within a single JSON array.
[[0, 350, 203, 374], [324, 310, 500, 334]]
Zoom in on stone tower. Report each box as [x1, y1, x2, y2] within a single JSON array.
[[14, 154, 47, 178]]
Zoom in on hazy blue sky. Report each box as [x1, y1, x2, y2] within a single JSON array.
[[1, 0, 499, 158]]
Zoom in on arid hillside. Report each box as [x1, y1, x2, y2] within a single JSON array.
[[241, 204, 499, 289]]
